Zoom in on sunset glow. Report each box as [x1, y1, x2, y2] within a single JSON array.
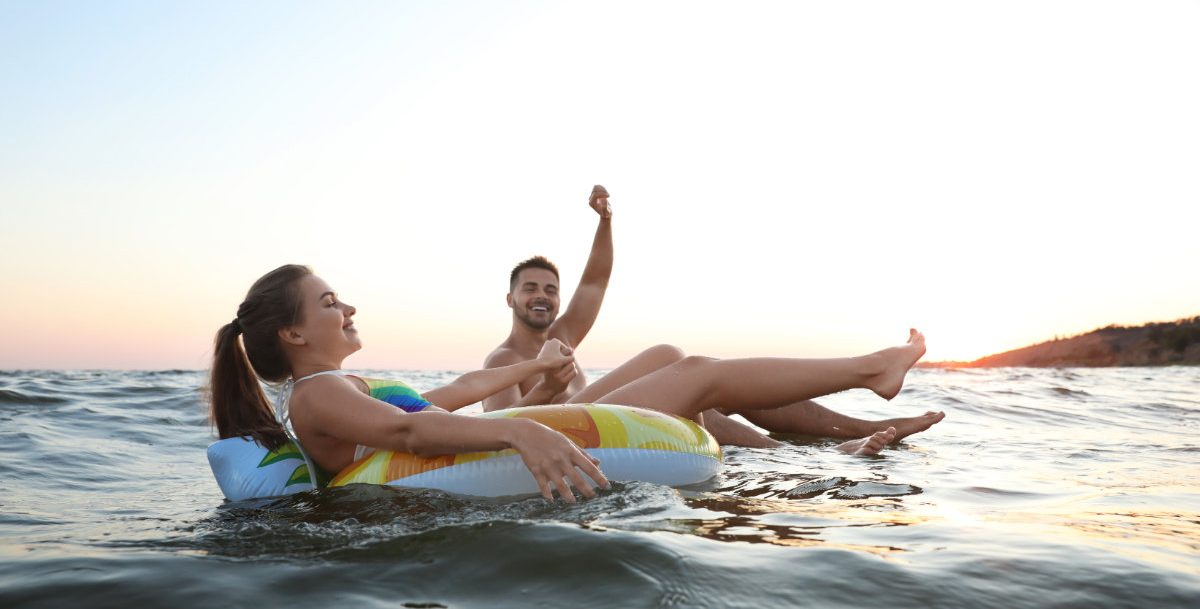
[[2, 1, 1198, 370]]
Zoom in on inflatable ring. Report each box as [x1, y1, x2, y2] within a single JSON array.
[[208, 404, 723, 501]]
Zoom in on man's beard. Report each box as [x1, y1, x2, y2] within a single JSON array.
[[516, 309, 555, 330]]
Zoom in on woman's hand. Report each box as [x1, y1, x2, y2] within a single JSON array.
[[424, 341, 576, 411], [507, 418, 609, 503], [536, 338, 574, 371]]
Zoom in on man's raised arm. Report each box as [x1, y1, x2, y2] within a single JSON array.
[[552, 185, 613, 347]]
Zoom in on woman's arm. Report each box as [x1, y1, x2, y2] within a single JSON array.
[[480, 348, 578, 411], [506, 362, 577, 408], [293, 375, 607, 501], [409, 411, 608, 501], [424, 339, 574, 410]]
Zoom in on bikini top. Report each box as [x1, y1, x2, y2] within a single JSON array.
[[276, 370, 433, 464]]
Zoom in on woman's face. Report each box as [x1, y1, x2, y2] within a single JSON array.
[[289, 275, 361, 358]]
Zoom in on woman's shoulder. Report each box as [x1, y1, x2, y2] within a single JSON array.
[[291, 373, 367, 403]]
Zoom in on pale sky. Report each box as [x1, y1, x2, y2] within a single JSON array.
[[2, 0, 1197, 370]]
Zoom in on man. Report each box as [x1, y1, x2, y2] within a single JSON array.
[[482, 186, 943, 447], [482, 185, 613, 409]]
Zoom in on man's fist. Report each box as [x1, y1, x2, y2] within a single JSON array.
[[589, 185, 612, 218]]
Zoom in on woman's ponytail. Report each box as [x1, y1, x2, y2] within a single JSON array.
[[208, 265, 312, 451]]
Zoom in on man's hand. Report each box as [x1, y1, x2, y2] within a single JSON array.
[[589, 185, 612, 219], [540, 360, 578, 398]]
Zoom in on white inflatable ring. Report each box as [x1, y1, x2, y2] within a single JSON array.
[[208, 404, 722, 501]]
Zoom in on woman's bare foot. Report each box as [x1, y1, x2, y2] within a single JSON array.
[[837, 427, 896, 456], [867, 329, 926, 400], [877, 410, 945, 441]]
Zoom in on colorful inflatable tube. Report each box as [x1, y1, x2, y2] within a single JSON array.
[[208, 404, 723, 501]]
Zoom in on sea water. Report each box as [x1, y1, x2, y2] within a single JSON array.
[[1, 367, 1197, 608]]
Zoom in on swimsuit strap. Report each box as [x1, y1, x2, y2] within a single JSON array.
[[272, 370, 348, 491], [293, 369, 347, 384], [275, 369, 347, 426]]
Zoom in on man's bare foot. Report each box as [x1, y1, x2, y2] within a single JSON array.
[[837, 427, 896, 456], [867, 329, 927, 400], [878, 410, 945, 441]]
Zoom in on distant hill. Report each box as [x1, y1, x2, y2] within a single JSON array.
[[923, 315, 1200, 368]]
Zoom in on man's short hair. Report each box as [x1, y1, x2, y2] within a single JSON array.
[[509, 256, 560, 291]]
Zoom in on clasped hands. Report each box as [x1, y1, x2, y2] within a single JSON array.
[[536, 338, 578, 395]]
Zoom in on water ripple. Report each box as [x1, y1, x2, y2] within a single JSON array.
[[2, 368, 1199, 609]]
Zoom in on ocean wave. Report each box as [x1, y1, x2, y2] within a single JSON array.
[[3, 367, 1200, 609], [0, 389, 70, 405], [1048, 385, 1092, 397]]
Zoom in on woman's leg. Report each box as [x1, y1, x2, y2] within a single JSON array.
[[566, 344, 782, 447], [566, 344, 684, 404], [595, 330, 927, 420]]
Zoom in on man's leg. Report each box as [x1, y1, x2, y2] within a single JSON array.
[[735, 401, 944, 441], [700, 409, 782, 448]]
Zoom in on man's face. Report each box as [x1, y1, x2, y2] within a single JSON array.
[[508, 268, 560, 330]]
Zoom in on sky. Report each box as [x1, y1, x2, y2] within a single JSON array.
[[1, 0, 1197, 370]]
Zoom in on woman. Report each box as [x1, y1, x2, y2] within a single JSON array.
[[210, 264, 927, 502]]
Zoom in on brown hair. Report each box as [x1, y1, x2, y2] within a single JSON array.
[[209, 264, 313, 450], [509, 256, 559, 291]]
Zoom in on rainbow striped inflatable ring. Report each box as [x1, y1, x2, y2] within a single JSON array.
[[207, 404, 722, 501]]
